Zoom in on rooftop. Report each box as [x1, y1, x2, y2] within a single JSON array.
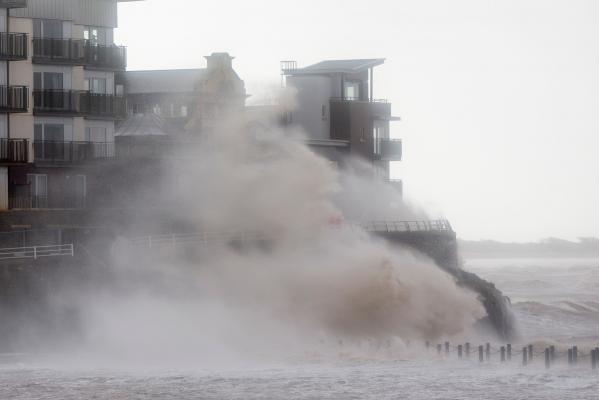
[[116, 113, 185, 137], [284, 58, 385, 75], [123, 69, 206, 95]]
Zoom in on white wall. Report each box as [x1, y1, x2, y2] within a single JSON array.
[[287, 75, 333, 140]]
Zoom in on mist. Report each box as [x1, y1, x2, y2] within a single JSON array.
[[17, 114, 488, 367]]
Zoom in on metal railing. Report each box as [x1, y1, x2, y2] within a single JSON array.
[[33, 89, 82, 115], [9, 195, 48, 209], [128, 220, 454, 250], [80, 92, 126, 119], [0, 138, 28, 163], [33, 38, 126, 70], [330, 97, 388, 103], [34, 140, 115, 163], [0, 32, 28, 60], [361, 220, 453, 233], [84, 43, 127, 70], [0, 244, 74, 261], [0, 0, 28, 8], [32, 38, 85, 65], [0, 85, 28, 112]]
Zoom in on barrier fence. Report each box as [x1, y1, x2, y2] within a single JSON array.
[[128, 220, 454, 250], [0, 244, 74, 261], [426, 341, 599, 370]]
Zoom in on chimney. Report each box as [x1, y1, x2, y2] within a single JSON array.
[[205, 52, 234, 70]]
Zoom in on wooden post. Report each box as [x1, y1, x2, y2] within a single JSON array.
[[437, 344, 442, 355], [568, 348, 573, 365], [573, 346, 578, 365], [445, 342, 450, 356], [523, 347, 528, 366], [501, 346, 506, 362], [507, 344, 512, 361], [550, 345, 556, 362], [485, 343, 490, 361], [479, 345, 484, 362], [545, 348, 550, 369], [465, 342, 470, 359], [528, 345, 533, 362], [458, 345, 463, 359]]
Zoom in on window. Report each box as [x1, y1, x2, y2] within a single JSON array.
[[35, 123, 65, 142], [344, 82, 360, 100], [115, 84, 124, 96], [66, 174, 86, 208], [34, 19, 63, 39], [34, 72, 64, 90], [84, 26, 108, 45], [85, 78, 107, 94], [85, 126, 108, 142], [321, 105, 327, 120]]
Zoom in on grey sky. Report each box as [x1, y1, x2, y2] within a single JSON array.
[[116, 0, 599, 242]]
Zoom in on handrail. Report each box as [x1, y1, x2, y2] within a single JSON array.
[[128, 220, 454, 249], [0, 244, 74, 261], [330, 97, 388, 103]]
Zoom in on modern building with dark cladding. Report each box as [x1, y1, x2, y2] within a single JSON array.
[[281, 59, 402, 194]]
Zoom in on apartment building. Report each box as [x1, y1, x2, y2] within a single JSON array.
[[0, 0, 137, 210], [281, 59, 403, 193]]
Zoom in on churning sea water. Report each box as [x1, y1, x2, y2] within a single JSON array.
[[1, 258, 598, 400]]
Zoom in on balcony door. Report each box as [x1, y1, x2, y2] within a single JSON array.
[[26, 174, 48, 209]]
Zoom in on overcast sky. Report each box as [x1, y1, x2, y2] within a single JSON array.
[[116, 0, 599, 242]]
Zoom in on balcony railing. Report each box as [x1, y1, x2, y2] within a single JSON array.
[[34, 141, 115, 163], [376, 139, 403, 161], [33, 90, 125, 118], [0, 0, 27, 8], [0, 32, 28, 60], [33, 38, 127, 70], [0, 138, 28, 163], [32, 38, 85, 65], [33, 89, 82, 115], [0, 86, 28, 112], [9, 195, 86, 210], [84, 43, 127, 70], [81, 92, 126, 119], [9, 195, 48, 209]]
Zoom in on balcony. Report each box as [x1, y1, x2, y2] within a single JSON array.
[[0, 138, 28, 163], [32, 38, 85, 65], [84, 43, 127, 71], [33, 90, 82, 116], [0, 32, 28, 60], [0, 86, 28, 113], [376, 139, 402, 161], [81, 93, 126, 119], [33, 141, 115, 163], [32, 38, 127, 70]]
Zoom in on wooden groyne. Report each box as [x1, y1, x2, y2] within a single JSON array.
[[427, 341, 599, 370]]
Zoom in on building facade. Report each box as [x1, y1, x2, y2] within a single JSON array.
[[281, 59, 402, 193], [0, 0, 136, 210]]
